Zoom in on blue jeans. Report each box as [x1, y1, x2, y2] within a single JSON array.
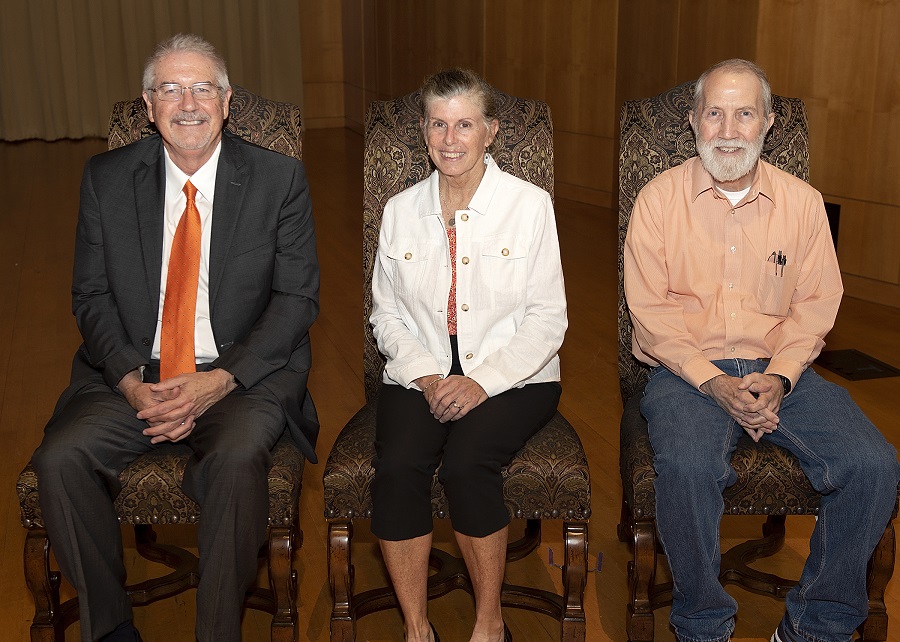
[[641, 359, 900, 642]]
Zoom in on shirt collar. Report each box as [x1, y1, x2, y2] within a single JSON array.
[[688, 155, 776, 208], [467, 153, 500, 216], [163, 140, 222, 205], [420, 153, 500, 218]]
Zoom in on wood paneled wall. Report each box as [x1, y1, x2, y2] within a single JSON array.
[[755, 0, 900, 307], [302, 0, 900, 307], [299, 0, 345, 128], [338, 0, 619, 207], [485, 1, 619, 206], [341, 0, 486, 132]]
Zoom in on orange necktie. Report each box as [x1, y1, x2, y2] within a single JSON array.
[[160, 180, 201, 380]]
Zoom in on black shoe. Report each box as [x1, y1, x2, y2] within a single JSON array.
[[430, 622, 441, 642], [100, 620, 142, 641]]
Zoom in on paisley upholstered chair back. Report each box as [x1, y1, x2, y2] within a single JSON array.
[[107, 85, 303, 161], [617, 81, 809, 404], [363, 91, 554, 400]]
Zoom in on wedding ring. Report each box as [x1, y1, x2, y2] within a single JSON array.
[[452, 401, 460, 408]]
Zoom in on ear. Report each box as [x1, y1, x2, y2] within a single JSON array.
[[688, 110, 695, 130], [765, 111, 775, 133], [222, 87, 233, 120], [486, 118, 500, 147], [142, 91, 155, 123]]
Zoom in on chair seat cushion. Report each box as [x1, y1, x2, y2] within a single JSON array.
[[620, 391, 821, 520], [18, 438, 305, 529], [323, 400, 591, 521]]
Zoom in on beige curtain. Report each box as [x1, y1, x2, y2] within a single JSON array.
[[0, 0, 304, 140]]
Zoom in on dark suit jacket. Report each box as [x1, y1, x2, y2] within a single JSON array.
[[56, 131, 320, 462]]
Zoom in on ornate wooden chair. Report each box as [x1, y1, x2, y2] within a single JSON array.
[[616, 81, 897, 642], [16, 86, 307, 641], [323, 90, 591, 642]]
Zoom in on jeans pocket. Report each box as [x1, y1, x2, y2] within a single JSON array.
[[643, 365, 666, 396]]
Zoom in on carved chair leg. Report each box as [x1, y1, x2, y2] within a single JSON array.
[[328, 521, 355, 642], [762, 513, 786, 540], [617, 495, 634, 543], [561, 521, 587, 642], [718, 514, 793, 597], [627, 520, 657, 642], [268, 524, 298, 642], [24, 529, 63, 642], [859, 522, 895, 642], [507, 519, 542, 561]]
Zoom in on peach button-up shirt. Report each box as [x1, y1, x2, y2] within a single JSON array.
[[624, 156, 843, 390]]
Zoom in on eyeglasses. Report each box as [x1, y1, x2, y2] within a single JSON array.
[[149, 82, 222, 101]]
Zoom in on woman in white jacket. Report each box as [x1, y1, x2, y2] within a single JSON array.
[[370, 68, 567, 642]]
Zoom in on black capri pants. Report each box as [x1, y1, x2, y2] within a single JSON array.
[[371, 378, 561, 540]]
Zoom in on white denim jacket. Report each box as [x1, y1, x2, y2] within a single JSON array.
[[370, 155, 567, 396]]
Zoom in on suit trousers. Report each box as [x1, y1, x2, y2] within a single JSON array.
[[371, 380, 561, 540], [32, 377, 286, 642]]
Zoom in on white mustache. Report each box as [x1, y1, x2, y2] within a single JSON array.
[[711, 139, 750, 149], [171, 111, 210, 123]]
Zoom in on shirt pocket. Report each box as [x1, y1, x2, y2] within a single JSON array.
[[385, 239, 439, 298], [479, 237, 527, 308], [757, 260, 799, 317]]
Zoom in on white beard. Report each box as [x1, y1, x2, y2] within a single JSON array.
[[695, 128, 766, 185]]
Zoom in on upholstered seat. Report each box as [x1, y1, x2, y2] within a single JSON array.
[[323, 90, 591, 642], [16, 85, 307, 641], [616, 81, 896, 642], [325, 404, 590, 522]]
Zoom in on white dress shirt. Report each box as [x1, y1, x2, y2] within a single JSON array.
[[370, 155, 568, 397], [151, 143, 221, 363]]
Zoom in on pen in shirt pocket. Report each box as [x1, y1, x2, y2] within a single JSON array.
[[768, 250, 787, 277]]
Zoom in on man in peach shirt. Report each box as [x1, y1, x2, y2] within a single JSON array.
[[624, 59, 899, 642]]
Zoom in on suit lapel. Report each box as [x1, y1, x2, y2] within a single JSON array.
[[134, 140, 165, 308], [209, 134, 249, 308]]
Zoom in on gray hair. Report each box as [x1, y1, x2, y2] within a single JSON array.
[[420, 68, 499, 142], [692, 58, 772, 117], [142, 33, 230, 93]]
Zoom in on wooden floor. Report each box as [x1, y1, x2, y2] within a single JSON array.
[[1, 129, 899, 641]]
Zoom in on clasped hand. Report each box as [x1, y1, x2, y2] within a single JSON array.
[[416, 374, 488, 423], [119, 369, 237, 443], [699, 372, 785, 442]]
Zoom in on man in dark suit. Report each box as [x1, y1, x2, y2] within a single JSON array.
[[32, 34, 319, 641]]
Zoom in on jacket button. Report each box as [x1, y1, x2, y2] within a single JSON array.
[[465, 352, 473, 360], [461, 213, 469, 222], [461, 256, 469, 265], [142, 338, 151, 346], [501, 248, 509, 256], [461, 304, 469, 311], [404, 252, 412, 260]]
